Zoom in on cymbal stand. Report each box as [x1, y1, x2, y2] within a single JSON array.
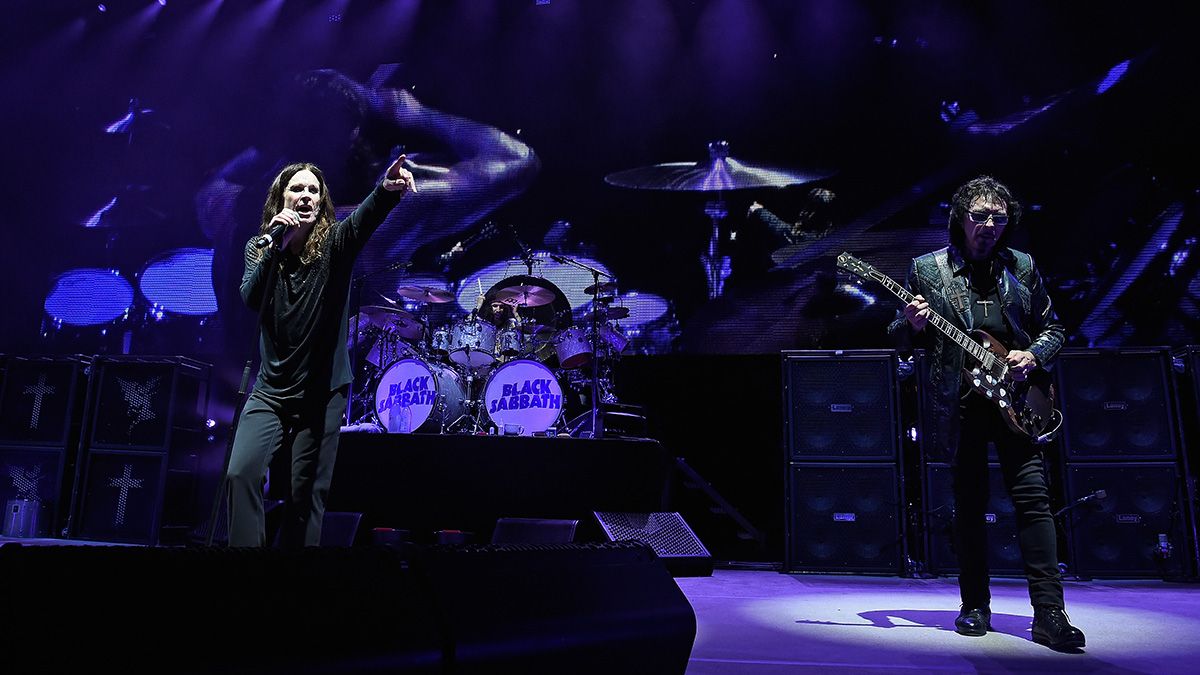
[[702, 196, 732, 299], [347, 259, 413, 420], [446, 365, 486, 434], [700, 140, 735, 299], [549, 253, 615, 439]]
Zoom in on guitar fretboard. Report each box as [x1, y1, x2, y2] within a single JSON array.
[[858, 264, 999, 369]]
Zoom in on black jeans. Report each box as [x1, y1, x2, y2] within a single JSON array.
[[953, 395, 1063, 609], [226, 386, 348, 547]]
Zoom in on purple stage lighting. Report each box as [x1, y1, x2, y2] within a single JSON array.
[[1096, 59, 1130, 95]]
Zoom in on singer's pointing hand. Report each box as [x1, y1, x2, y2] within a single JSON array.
[[383, 154, 416, 194]]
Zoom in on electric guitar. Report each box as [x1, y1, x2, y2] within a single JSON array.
[[836, 252, 1062, 444]]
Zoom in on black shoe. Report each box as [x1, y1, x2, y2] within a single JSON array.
[[1032, 605, 1086, 650], [954, 606, 991, 636]]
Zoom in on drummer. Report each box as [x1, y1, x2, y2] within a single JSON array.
[[476, 294, 523, 363], [480, 297, 517, 328]]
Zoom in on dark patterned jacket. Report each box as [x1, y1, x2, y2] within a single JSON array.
[[888, 245, 1066, 459]]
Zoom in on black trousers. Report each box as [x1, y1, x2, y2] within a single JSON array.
[[953, 394, 1063, 609], [226, 386, 348, 547]]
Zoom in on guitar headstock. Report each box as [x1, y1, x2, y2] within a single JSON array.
[[835, 252, 876, 281]]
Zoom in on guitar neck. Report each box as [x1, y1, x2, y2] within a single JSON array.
[[866, 269, 996, 366]]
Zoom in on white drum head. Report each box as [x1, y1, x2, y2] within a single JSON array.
[[484, 359, 564, 436], [374, 358, 439, 434]]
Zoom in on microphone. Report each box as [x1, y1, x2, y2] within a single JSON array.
[[253, 223, 288, 249]]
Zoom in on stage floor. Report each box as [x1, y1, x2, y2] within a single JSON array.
[[677, 570, 1199, 674]]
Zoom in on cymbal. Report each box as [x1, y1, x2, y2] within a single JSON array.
[[357, 305, 424, 340], [495, 284, 556, 307], [584, 281, 618, 296], [604, 141, 831, 192], [395, 285, 455, 303]]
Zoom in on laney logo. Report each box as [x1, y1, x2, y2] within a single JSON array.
[[116, 376, 161, 435]]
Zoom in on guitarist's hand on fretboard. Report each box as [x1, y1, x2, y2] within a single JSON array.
[[1006, 350, 1038, 381], [903, 294, 931, 332]]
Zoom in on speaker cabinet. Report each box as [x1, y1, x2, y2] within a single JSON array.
[[1056, 349, 1178, 461], [1064, 463, 1187, 577], [786, 463, 902, 573], [782, 351, 900, 461], [0, 355, 90, 447], [0, 446, 74, 537], [923, 463, 1022, 575], [0, 355, 91, 537], [73, 356, 213, 544], [87, 356, 210, 450]]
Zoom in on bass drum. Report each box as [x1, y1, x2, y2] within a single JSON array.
[[483, 359, 564, 436], [373, 358, 465, 433]]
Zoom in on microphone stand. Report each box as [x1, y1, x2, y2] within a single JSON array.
[[204, 243, 281, 546], [550, 253, 615, 439]]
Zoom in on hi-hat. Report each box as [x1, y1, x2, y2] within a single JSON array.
[[604, 141, 831, 192], [396, 285, 455, 303], [495, 284, 556, 307]]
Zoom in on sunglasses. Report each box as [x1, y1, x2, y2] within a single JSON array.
[[967, 210, 1009, 227]]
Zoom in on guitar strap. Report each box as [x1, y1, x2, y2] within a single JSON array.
[[934, 248, 970, 324]]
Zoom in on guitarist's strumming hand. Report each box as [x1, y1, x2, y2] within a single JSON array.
[[903, 294, 931, 332], [1006, 350, 1038, 381]]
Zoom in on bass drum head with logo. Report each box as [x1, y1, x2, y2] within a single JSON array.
[[373, 358, 465, 433], [484, 359, 564, 436]]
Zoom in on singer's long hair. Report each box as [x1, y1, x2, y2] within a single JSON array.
[[254, 163, 337, 266]]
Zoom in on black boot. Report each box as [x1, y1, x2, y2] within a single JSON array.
[[954, 606, 991, 636], [1032, 605, 1085, 650]]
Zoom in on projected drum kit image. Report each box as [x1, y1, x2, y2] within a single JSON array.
[[348, 266, 633, 437]]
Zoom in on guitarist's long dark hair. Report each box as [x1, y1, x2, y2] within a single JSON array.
[[948, 175, 1023, 251]]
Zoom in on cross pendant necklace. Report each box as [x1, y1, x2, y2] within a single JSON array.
[[976, 299, 994, 318]]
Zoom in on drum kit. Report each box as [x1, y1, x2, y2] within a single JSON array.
[[348, 272, 628, 437], [344, 140, 830, 437]]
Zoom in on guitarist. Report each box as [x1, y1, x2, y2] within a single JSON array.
[[889, 176, 1084, 650]]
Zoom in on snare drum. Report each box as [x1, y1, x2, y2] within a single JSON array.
[[448, 318, 497, 367], [373, 358, 465, 433], [553, 326, 593, 369], [483, 359, 564, 436]]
